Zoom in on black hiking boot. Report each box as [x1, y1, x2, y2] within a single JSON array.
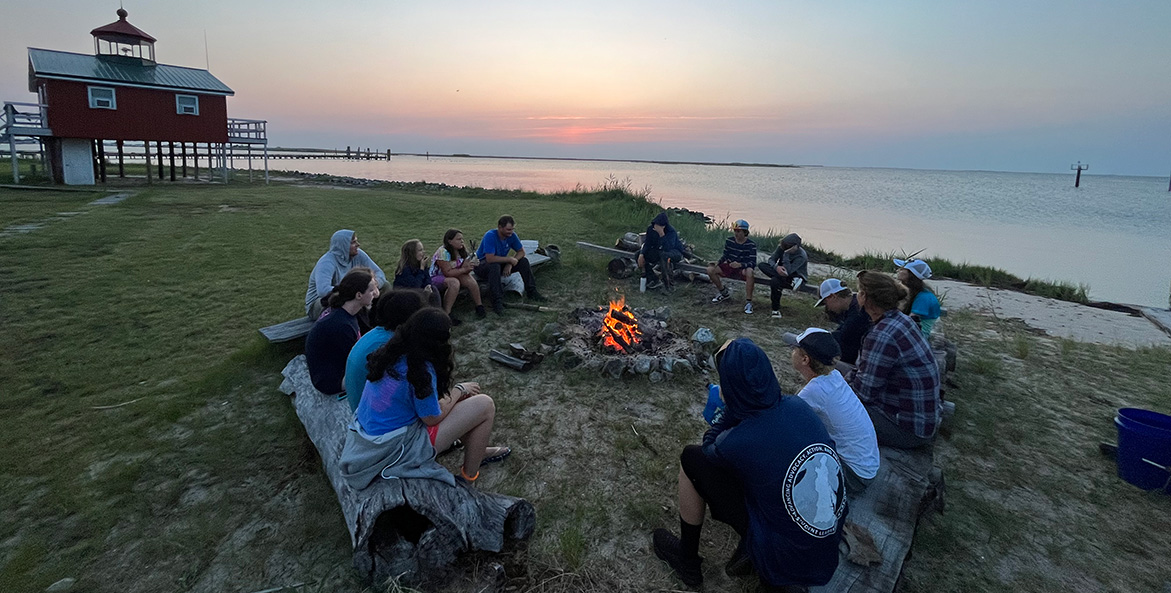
[[492, 301, 505, 316], [526, 289, 548, 303], [449, 313, 462, 326], [475, 304, 487, 319], [652, 528, 703, 587]]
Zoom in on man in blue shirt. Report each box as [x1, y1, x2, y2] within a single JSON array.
[[474, 215, 546, 314]]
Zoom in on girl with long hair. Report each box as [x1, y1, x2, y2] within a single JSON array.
[[894, 258, 941, 338], [357, 308, 509, 483], [393, 239, 443, 313], [429, 228, 486, 320], [304, 267, 379, 396]]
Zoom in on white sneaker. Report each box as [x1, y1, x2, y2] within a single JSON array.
[[770, 310, 782, 319], [744, 302, 753, 315], [711, 290, 730, 303]]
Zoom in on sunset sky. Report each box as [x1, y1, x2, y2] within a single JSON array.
[[2, 1, 1169, 175]]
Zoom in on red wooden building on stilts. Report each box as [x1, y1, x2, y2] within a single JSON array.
[[1, 8, 268, 185]]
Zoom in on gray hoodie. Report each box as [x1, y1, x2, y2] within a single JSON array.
[[305, 229, 387, 313], [767, 233, 808, 279], [339, 419, 456, 490]]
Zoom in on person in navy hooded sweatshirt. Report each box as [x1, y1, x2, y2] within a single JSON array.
[[638, 211, 684, 290], [652, 338, 847, 591]]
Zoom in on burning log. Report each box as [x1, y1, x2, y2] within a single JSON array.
[[604, 326, 633, 353], [608, 308, 638, 327]]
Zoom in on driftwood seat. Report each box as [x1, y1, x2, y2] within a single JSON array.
[[278, 355, 535, 586], [813, 446, 942, 593], [260, 252, 555, 343]]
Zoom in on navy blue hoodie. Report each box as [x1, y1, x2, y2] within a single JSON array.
[[702, 338, 846, 587], [642, 212, 683, 254]]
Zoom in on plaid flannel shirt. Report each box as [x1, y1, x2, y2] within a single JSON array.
[[851, 309, 941, 438]]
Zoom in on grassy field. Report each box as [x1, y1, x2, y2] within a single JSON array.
[[0, 179, 1168, 593]]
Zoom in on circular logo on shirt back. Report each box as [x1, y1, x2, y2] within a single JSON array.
[[783, 443, 847, 538]]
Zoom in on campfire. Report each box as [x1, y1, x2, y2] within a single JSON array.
[[550, 294, 707, 382], [599, 294, 642, 353]]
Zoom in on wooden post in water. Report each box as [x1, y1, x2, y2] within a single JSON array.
[[1071, 161, 1089, 187]]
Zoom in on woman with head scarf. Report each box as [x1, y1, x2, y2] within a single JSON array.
[[652, 338, 846, 591]]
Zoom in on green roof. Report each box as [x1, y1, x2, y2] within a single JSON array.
[[28, 48, 234, 95]]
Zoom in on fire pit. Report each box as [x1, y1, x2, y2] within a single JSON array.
[[554, 294, 709, 381]]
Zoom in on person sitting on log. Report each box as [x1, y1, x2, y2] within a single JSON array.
[[758, 232, 808, 319], [638, 211, 684, 291], [429, 228, 487, 322], [354, 308, 510, 485], [343, 290, 427, 412], [305, 229, 388, 321], [707, 219, 758, 315], [474, 215, 546, 315], [652, 338, 846, 590], [783, 328, 880, 496], [851, 271, 941, 449], [814, 278, 873, 367], [393, 239, 444, 316], [305, 268, 380, 397], [894, 258, 941, 338]]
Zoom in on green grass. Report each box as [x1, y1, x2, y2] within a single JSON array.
[[0, 179, 1168, 593]]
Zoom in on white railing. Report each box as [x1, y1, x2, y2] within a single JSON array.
[[227, 118, 267, 143], [2, 101, 49, 134]]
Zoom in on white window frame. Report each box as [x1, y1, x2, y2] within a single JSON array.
[[175, 94, 199, 116], [87, 86, 116, 110]]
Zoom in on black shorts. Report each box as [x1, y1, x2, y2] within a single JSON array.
[[680, 444, 749, 536]]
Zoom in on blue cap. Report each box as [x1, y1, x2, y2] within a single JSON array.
[[733, 219, 750, 231]]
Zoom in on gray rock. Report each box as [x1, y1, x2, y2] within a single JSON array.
[[648, 371, 665, 383], [691, 327, 715, 344], [673, 359, 693, 373], [633, 356, 654, 375], [46, 578, 76, 593], [661, 357, 675, 373], [540, 323, 562, 344], [602, 358, 626, 379]]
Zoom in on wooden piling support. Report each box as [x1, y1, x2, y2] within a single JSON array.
[[144, 140, 153, 184], [96, 139, 107, 183], [156, 140, 164, 180], [116, 140, 124, 177], [181, 142, 187, 178], [169, 141, 176, 182]]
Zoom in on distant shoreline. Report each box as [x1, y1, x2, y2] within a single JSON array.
[[267, 147, 806, 170]]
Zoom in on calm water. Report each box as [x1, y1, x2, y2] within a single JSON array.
[[286, 156, 1171, 308]]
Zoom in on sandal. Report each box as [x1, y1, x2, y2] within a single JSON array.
[[480, 446, 512, 467]]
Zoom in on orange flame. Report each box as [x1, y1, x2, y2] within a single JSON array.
[[600, 294, 641, 352]]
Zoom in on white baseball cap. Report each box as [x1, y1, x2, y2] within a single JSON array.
[[893, 258, 933, 280], [814, 278, 850, 307]]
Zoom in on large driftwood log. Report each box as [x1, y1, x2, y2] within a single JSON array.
[[279, 355, 535, 586], [811, 446, 939, 593]]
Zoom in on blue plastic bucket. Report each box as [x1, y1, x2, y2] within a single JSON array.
[[1114, 408, 1171, 493]]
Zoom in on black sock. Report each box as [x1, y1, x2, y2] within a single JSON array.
[[679, 517, 702, 558]]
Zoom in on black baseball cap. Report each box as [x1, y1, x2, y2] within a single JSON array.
[[781, 328, 841, 366]]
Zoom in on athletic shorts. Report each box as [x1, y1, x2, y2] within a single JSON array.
[[427, 424, 439, 446], [718, 262, 749, 281]]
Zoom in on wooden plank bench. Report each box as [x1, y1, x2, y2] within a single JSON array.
[[261, 252, 554, 343]]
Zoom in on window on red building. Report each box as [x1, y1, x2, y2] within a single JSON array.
[[176, 94, 199, 116], [88, 86, 116, 109]]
